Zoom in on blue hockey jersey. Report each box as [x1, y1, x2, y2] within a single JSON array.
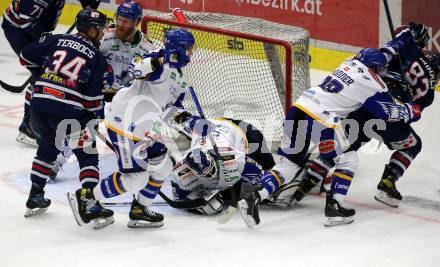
[[3, 0, 66, 38], [20, 33, 111, 118]]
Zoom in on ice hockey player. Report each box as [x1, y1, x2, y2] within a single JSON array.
[[100, 0, 155, 102], [2, 0, 100, 147], [300, 53, 439, 209], [20, 9, 113, 226], [171, 118, 275, 217], [237, 47, 422, 227], [68, 28, 210, 229], [50, 0, 154, 179], [285, 22, 431, 208]]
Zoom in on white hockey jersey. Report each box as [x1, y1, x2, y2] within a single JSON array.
[[105, 57, 189, 141], [100, 29, 154, 90], [294, 58, 410, 128], [172, 119, 248, 192]]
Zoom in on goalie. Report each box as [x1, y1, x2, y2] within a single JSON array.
[[170, 118, 275, 215]]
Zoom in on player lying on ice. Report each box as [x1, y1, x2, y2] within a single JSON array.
[[234, 45, 423, 228], [67, 28, 215, 229], [170, 118, 275, 216], [274, 23, 435, 210]]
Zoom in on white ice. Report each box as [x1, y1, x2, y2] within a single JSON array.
[[0, 24, 439, 267]]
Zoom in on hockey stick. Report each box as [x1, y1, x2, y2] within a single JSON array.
[[92, 126, 212, 209], [382, 0, 413, 97], [0, 23, 77, 93]]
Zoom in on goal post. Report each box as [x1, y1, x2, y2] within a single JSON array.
[[141, 12, 310, 143]]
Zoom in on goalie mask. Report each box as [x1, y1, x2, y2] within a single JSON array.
[[185, 150, 218, 180]]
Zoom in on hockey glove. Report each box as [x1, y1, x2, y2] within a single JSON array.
[[406, 103, 421, 123], [173, 111, 193, 124], [162, 47, 191, 69], [103, 64, 114, 90], [186, 116, 215, 137]]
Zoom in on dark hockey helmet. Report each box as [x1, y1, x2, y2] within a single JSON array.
[[164, 28, 195, 51], [355, 48, 387, 73], [116, 0, 142, 21], [76, 8, 107, 33], [408, 22, 430, 49], [185, 150, 218, 180]]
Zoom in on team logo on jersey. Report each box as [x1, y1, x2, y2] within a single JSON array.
[[111, 44, 119, 51], [114, 116, 122, 122]]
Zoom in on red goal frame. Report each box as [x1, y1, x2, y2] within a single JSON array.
[[141, 15, 293, 114]]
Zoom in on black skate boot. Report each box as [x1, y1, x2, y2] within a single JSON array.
[[237, 182, 261, 229], [374, 164, 402, 208], [67, 188, 114, 229], [127, 198, 164, 228], [24, 183, 51, 217], [324, 190, 355, 226], [16, 114, 38, 147]]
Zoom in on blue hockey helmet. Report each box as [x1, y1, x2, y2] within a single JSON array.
[[164, 29, 195, 51], [116, 0, 142, 21], [355, 48, 387, 70], [76, 8, 107, 33]]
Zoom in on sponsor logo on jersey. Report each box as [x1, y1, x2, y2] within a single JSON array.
[[43, 87, 65, 99]]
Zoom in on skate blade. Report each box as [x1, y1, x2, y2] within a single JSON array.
[[16, 133, 38, 147], [127, 220, 163, 228], [217, 206, 237, 224], [324, 216, 354, 227], [374, 191, 399, 208], [237, 200, 256, 229], [93, 217, 114, 230], [66, 192, 86, 226], [24, 207, 48, 218]]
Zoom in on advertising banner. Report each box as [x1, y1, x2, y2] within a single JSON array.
[[402, 0, 440, 52], [121, 0, 379, 48]]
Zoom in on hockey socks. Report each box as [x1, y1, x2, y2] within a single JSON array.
[[330, 169, 354, 202], [137, 177, 164, 206], [31, 158, 55, 188], [259, 170, 284, 199], [94, 172, 127, 199]]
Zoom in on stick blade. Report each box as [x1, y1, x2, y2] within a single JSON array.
[[0, 79, 27, 93]]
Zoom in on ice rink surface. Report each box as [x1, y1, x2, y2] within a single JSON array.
[[1, 24, 439, 267]]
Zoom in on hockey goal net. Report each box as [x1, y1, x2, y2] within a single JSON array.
[[141, 12, 310, 143]]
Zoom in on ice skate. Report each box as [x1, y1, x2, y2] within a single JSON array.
[[24, 183, 51, 217], [16, 116, 38, 147], [237, 182, 260, 229], [324, 190, 355, 226], [374, 164, 402, 208], [67, 188, 114, 230], [127, 198, 164, 228]]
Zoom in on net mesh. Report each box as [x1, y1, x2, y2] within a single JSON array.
[[142, 12, 310, 142]]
